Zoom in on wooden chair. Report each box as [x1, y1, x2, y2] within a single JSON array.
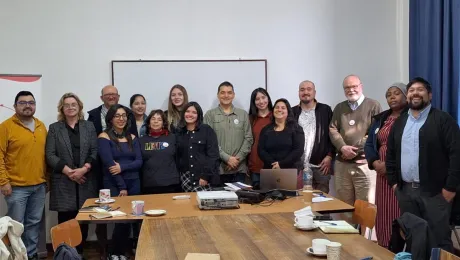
[[50, 219, 82, 251], [352, 199, 377, 240], [2, 235, 10, 246], [431, 248, 460, 260]]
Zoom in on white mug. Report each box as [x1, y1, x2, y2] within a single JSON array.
[[99, 189, 111, 202], [311, 239, 330, 254], [295, 215, 313, 227], [131, 200, 144, 215]]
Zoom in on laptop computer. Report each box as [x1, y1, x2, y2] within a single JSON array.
[[259, 169, 299, 191]]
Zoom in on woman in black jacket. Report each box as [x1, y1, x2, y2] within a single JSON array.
[[139, 109, 181, 194], [176, 102, 220, 191]]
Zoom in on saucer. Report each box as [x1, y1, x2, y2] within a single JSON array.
[[95, 198, 115, 204], [306, 247, 327, 257], [145, 209, 167, 216], [294, 223, 317, 231]]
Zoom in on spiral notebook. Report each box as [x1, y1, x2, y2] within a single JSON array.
[[314, 220, 359, 234]]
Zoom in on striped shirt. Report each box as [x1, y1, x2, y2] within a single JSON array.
[[204, 105, 253, 175]]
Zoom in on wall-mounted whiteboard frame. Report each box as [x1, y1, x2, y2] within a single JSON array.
[[111, 59, 268, 113]]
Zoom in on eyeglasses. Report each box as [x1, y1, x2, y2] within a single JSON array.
[[114, 114, 127, 119], [103, 93, 119, 98], [16, 101, 36, 106], [63, 103, 79, 109], [343, 84, 361, 91]]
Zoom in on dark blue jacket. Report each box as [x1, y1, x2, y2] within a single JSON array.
[[364, 109, 393, 170]]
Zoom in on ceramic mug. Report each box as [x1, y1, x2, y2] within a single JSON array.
[[99, 189, 111, 202]]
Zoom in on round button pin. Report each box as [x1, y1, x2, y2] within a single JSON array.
[[349, 120, 355, 126]]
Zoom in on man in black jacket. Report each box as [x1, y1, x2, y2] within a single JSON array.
[[87, 85, 137, 136], [386, 77, 460, 251], [292, 80, 334, 193]]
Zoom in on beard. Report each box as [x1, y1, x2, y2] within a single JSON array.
[[408, 97, 428, 110], [300, 96, 312, 104]]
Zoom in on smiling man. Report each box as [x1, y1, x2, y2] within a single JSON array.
[[204, 81, 253, 185], [329, 75, 381, 206], [0, 91, 47, 260], [386, 77, 460, 251], [293, 80, 334, 193], [87, 85, 137, 136]]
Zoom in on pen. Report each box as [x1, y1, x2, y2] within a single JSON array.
[[322, 221, 337, 226]]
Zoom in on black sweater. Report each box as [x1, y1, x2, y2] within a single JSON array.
[[292, 101, 335, 164], [258, 123, 305, 169], [139, 134, 180, 187], [386, 107, 460, 194]]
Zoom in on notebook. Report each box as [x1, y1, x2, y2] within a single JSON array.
[[314, 220, 359, 234]]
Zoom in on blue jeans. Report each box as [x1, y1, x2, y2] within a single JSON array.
[[251, 172, 260, 190], [4, 183, 46, 257]]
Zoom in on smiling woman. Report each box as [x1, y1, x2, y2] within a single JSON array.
[[45, 92, 98, 256]]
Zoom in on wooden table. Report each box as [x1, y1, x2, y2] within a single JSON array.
[[136, 213, 394, 260], [76, 192, 354, 223]]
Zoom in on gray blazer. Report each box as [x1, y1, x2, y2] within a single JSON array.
[[45, 120, 98, 212]]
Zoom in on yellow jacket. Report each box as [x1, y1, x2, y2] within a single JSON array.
[[0, 115, 47, 186]]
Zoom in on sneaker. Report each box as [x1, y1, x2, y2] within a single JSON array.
[[107, 255, 120, 260], [119, 256, 128, 260]]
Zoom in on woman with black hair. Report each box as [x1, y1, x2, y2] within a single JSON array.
[[129, 94, 147, 137], [97, 104, 142, 259], [258, 98, 305, 170], [247, 88, 273, 189], [139, 109, 181, 194], [176, 102, 220, 191]]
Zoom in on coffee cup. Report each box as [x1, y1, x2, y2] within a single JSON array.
[[99, 189, 111, 202], [326, 242, 342, 260], [132, 200, 144, 215], [311, 239, 330, 254], [295, 215, 313, 227]]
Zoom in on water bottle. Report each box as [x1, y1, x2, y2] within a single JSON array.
[[302, 167, 313, 191]]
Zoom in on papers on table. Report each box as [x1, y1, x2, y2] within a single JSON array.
[[312, 197, 333, 203], [294, 206, 314, 217], [224, 182, 253, 191], [313, 220, 359, 234]]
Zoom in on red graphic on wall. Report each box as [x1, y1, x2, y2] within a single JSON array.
[[0, 75, 41, 83]]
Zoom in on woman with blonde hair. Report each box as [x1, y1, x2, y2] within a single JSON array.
[[165, 84, 188, 133], [45, 93, 98, 257]]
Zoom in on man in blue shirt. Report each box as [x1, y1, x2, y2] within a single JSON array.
[[386, 77, 460, 251]]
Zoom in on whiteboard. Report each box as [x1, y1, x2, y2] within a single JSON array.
[[112, 60, 267, 113]]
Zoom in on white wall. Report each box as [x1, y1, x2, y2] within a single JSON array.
[[0, 0, 408, 242]]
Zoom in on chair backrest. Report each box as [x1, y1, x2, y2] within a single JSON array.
[[2, 235, 10, 246], [352, 199, 377, 233], [431, 248, 460, 260], [50, 219, 82, 251]]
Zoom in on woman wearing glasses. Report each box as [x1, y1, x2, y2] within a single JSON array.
[[98, 104, 142, 259], [45, 93, 98, 257]]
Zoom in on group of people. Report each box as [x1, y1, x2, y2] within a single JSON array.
[[0, 74, 459, 260]]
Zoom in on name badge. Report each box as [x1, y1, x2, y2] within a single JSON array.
[[234, 118, 239, 125]]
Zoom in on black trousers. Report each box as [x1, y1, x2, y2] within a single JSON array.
[[142, 184, 182, 195], [395, 183, 453, 252], [57, 211, 88, 254]]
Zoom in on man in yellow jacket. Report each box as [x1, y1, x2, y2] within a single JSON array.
[[0, 91, 47, 260]]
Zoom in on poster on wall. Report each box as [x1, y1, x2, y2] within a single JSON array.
[[0, 74, 42, 125], [0, 74, 42, 217]]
